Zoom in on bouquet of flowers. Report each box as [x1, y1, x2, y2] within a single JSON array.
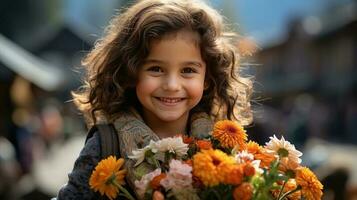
[[89, 120, 323, 200]]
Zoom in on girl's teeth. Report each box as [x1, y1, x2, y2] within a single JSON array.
[[159, 98, 182, 103]]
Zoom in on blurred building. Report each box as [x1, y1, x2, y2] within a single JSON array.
[[254, 2, 357, 144]]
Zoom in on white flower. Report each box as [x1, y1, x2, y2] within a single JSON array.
[[160, 159, 192, 190], [235, 150, 263, 174], [265, 135, 302, 164], [128, 145, 151, 166], [135, 168, 161, 199], [129, 137, 189, 166], [235, 150, 254, 163], [151, 137, 189, 161], [251, 160, 263, 174]]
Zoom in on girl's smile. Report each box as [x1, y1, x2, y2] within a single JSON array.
[[154, 97, 187, 106]]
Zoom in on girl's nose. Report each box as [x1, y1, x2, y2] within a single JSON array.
[[162, 75, 181, 91]]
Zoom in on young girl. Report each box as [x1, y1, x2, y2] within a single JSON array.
[[56, 0, 253, 199]]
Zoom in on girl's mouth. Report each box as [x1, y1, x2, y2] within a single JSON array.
[[155, 97, 185, 104]]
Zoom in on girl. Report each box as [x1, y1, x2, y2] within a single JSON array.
[[56, 0, 253, 199]]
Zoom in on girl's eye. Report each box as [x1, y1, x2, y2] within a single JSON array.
[[147, 66, 163, 72], [182, 67, 197, 73]]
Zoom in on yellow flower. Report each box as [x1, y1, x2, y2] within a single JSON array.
[[245, 141, 261, 154], [296, 167, 323, 200], [193, 149, 235, 186], [89, 156, 127, 200], [212, 120, 247, 149]]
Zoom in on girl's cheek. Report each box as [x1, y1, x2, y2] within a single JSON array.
[[185, 79, 205, 97], [137, 76, 160, 91]]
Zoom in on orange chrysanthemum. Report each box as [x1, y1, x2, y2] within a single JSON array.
[[223, 164, 244, 185], [254, 150, 276, 168], [196, 140, 212, 150], [89, 156, 127, 200], [245, 141, 261, 154], [150, 173, 167, 190], [193, 149, 235, 186], [243, 163, 255, 177], [296, 167, 323, 200], [213, 120, 247, 149], [184, 159, 193, 167], [182, 135, 194, 144], [233, 182, 253, 200]]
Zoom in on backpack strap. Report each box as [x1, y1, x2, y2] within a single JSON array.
[[86, 124, 120, 159], [96, 124, 120, 159], [85, 124, 121, 200]]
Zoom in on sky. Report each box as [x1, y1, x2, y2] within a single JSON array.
[[64, 0, 351, 46], [231, 0, 346, 45]]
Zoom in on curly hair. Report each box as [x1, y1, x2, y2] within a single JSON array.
[[72, 0, 253, 126]]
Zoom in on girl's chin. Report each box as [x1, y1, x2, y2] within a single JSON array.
[[156, 114, 185, 122], [154, 111, 188, 122]]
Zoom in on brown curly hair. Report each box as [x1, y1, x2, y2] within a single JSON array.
[[72, 0, 253, 126]]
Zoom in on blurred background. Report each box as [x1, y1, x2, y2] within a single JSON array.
[[0, 0, 356, 199]]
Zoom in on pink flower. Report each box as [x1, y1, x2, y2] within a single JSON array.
[[135, 168, 161, 199], [160, 159, 193, 190]]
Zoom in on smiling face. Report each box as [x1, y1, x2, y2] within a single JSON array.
[[136, 30, 206, 129]]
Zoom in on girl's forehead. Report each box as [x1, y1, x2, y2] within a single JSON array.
[[152, 30, 200, 47]]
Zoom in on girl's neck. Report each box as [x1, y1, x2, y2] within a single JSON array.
[[141, 112, 189, 139]]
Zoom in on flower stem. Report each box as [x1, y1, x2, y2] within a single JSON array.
[[113, 181, 136, 200], [278, 186, 301, 200], [277, 180, 287, 199]]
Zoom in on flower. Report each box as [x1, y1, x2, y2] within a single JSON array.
[[151, 137, 189, 161], [196, 139, 212, 150], [193, 149, 235, 186], [150, 173, 166, 190], [129, 137, 189, 166], [135, 168, 162, 199], [244, 140, 261, 154], [265, 135, 302, 166], [184, 159, 193, 166], [182, 135, 194, 144], [212, 120, 247, 149], [89, 156, 127, 200], [128, 145, 151, 166], [238, 141, 275, 169], [223, 164, 244, 185], [295, 167, 323, 200], [235, 150, 254, 163], [160, 159, 193, 190], [279, 157, 301, 171], [233, 182, 253, 200], [254, 149, 276, 168], [272, 179, 301, 200], [128, 120, 324, 199], [243, 163, 256, 177]]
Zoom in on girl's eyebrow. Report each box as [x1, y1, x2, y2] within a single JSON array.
[[144, 59, 204, 67]]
